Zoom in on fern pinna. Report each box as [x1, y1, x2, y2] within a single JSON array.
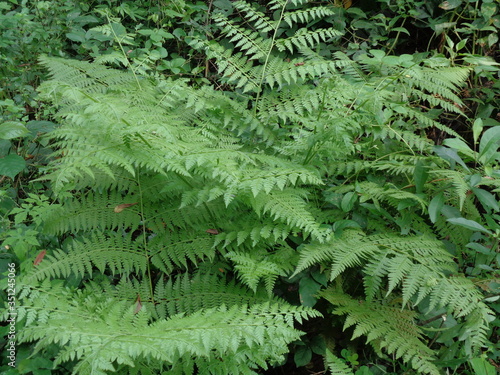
[[6, 0, 496, 373]]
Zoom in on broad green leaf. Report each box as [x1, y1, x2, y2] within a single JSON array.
[[434, 145, 469, 170], [391, 27, 410, 35], [0, 121, 29, 139], [433, 22, 457, 34], [469, 357, 496, 375], [472, 188, 500, 212], [443, 138, 474, 159], [466, 242, 493, 255], [341, 191, 357, 212], [66, 32, 86, 43], [487, 33, 498, 48], [332, 220, 361, 237], [447, 217, 492, 235], [26, 120, 57, 134], [311, 269, 328, 286], [429, 192, 444, 223], [299, 276, 321, 307], [456, 38, 468, 51], [473, 118, 483, 144], [309, 335, 326, 355], [481, 2, 497, 20], [479, 126, 500, 165], [0, 154, 26, 179], [299, 277, 321, 307], [294, 346, 312, 367]]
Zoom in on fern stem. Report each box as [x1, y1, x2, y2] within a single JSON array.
[[136, 174, 155, 300], [106, 14, 142, 90], [253, 0, 289, 116], [386, 18, 406, 56]]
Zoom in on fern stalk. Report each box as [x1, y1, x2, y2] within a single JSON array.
[[253, 0, 289, 115]]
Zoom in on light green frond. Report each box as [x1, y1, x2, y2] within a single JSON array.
[[325, 350, 355, 375], [24, 233, 147, 282], [251, 189, 326, 241], [321, 289, 440, 375], [20, 293, 319, 375]]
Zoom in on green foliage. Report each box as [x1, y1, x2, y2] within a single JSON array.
[[1, 0, 499, 374]]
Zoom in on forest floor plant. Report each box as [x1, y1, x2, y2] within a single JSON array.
[[1, 0, 499, 374]]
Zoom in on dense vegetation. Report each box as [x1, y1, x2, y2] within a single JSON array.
[[0, 0, 499, 374]]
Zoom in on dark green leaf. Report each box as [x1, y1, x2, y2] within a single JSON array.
[[479, 126, 500, 165], [294, 346, 312, 367], [0, 154, 26, 179], [447, 217, 492, 234], [299, 277, 321, 307], [434, 146, 469, 170], [472, 188, 499, 212]]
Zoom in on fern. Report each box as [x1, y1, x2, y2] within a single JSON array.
[[14, 48, 338, 373], [325, 350, 354, 375], [321, 289, 441, 375], [299, 230, 494, 368], [20, 289, 319, 375]]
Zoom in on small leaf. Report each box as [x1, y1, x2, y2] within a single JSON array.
[[113, 202, 138, 213], [473, 118, 484, 144], [439, 0, 462, 10], [206, 229, 219, 235], [34, 250, 47, 266], [456, 38, 468, 51], [0, 154, 26, 179], [447, 217, 492, 234], [429, 192, 444, 223]]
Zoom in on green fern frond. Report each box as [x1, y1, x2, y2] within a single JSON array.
[[276, 28, 342, 53], [227, 244, 297, 293], [214, 15, 272, 60], [39, 54, 139, 94], [20, 292, 320, 375], [42, 191, 141, 235], [152, 272, 288, 318], [233, 0, 277, 33], [251, 188, 326, 241], [357, 181, 427, 210], [149, 231, 216, 272], [430, 169, 470, 210], [325, 351, 354, 375], [282, 7, 338, 27], [321, 289, 440, 375], [214, 220, 291, 249], [25, 233, 147, 282]]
